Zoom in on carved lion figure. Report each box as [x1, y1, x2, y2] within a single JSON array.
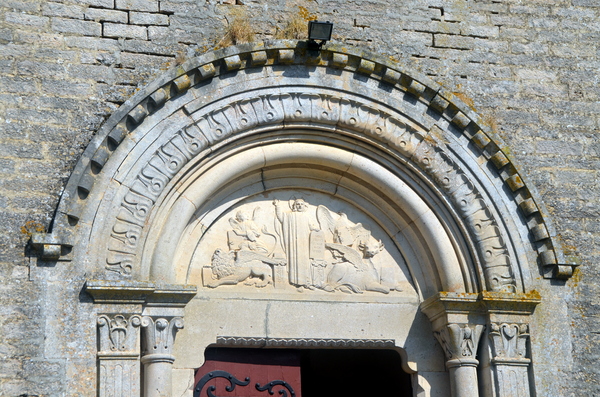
[[207, 248, 282, 288]]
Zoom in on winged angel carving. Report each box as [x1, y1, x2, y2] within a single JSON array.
[[204, 199, 403, 294]]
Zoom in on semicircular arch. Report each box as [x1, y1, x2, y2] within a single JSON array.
[[49, 40, 569, 300]]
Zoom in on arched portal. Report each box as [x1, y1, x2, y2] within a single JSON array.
[[39, 40, 572, 397]]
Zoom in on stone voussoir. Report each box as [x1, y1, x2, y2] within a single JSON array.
[[50, 41, 568, 285]]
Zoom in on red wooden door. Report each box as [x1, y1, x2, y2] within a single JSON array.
[[194, 348, 301, 397]]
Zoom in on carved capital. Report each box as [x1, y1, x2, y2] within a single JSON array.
[[434, 323, 485, 366], [489, 322, 530, 364], [141, 316, 184, 356], [97, 314, 142, 356]]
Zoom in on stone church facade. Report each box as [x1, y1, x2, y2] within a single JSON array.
[[0, 1, 598, 396]]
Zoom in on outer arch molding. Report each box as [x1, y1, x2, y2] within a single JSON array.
[[45, 40, 571, 295]]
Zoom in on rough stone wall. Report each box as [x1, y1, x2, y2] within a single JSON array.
[[0, 0, 598, 395]]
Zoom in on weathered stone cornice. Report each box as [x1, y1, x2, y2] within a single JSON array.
[[421, 291, 541, 331], [85, 280, 197, 305]]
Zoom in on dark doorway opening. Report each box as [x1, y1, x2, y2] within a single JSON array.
[[301, 348, 412, 397], [195, 347, 413, 397]]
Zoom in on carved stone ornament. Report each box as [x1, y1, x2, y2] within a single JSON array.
[[97, 314, 142, 354], [103, 90, 517, 292], [434, 323, 485, 364], [97, 314, 142, 397], [199, 198, 406, 294], [489, 322, 530, 363], [216, 336, 396, 348], [413, 139, 515, 292], [141, 316, 184, 356], [488, 323, 533, 396]]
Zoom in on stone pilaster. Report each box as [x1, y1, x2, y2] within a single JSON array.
[[141, 316, 184, 397], [481, 291, 539, 397], [97, 314, 142, 397], [86, 280, 197, 397]]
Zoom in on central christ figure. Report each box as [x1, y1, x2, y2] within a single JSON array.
[[273, 198, 313, 288]]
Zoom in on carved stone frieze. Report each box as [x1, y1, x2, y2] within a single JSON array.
[[216, 336, 396, 348], [201, 198, 405, 294], [433, 323, 485, 365], [105, 90, 516, 293]]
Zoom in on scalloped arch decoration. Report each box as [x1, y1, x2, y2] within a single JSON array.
[[48, 40, 570, 298]]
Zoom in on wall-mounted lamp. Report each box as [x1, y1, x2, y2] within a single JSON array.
[[308, 21, 333, 50]]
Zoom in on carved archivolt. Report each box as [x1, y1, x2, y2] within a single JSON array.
[[104, 90, 515, 293], [44, 41, 572, 301]]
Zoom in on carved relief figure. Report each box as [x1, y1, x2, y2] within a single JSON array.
[[273, 198, 314, 288], [228, 209, 269, 254], [325, 242, 389, 294], [316, 206, 403, 293], [203, 197, 404, 294], [207, 248, 283, 288]]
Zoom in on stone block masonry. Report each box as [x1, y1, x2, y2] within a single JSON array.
[[0, 0, 600, 396]]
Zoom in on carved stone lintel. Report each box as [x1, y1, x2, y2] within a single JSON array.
[[216, 336, 396, 348]]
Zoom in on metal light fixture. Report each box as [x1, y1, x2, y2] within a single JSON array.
[[308, 20, 333, 50]]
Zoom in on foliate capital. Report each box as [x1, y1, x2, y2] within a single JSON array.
[[141, 316, 184, 356], [434, 323, 485, 365], [489, 322, 531, 364], [97, 314, 142, 356]]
